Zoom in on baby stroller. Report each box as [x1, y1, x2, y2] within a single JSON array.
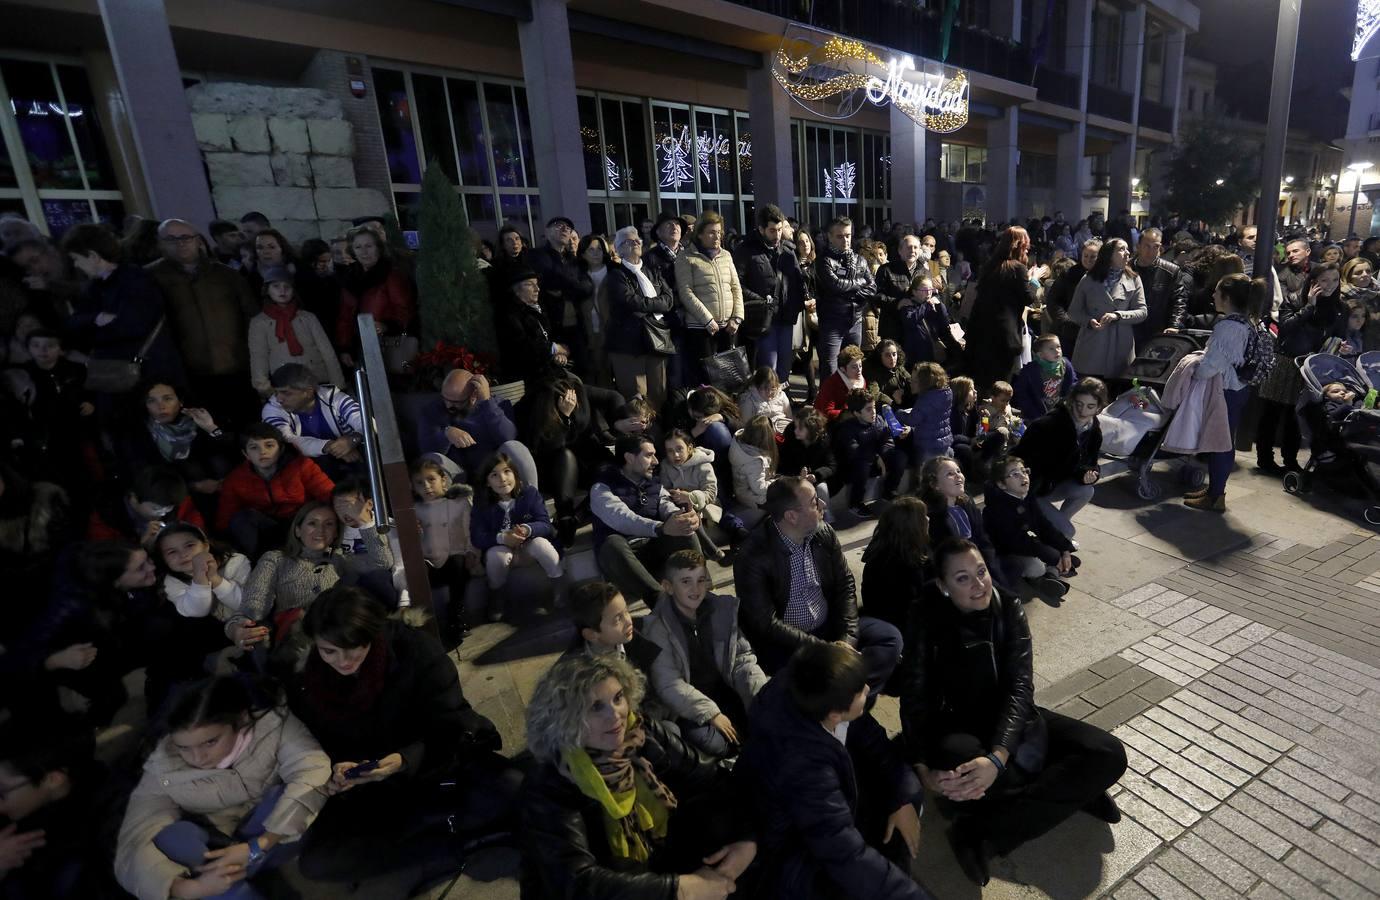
[[1099, 332, 1208, 500], [1285, 351, 1380, 525]]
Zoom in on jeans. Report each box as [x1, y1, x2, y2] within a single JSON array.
[[153, 786, 290, 900], [1036, 478, 1096, 539], [756, 320, 797, 382], [1208, 387, 1250, 497], [817, 307, 863, 377]]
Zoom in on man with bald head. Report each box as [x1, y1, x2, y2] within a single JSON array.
[[147, 217, 259, 420], [415, 367, 538, 487]]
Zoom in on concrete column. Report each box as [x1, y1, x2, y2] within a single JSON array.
[[890, 104, 926, 224], [517, 0, 590, 233], [1065, 0, 1095, 85], [1120, 5, 1146, 100], [96, 0, 215, 229], [989, 0, 1022, 41], [1164, 26, 1187, 135], [987, 107, 1019, 224], [1108, 137, 1135, 217], [746, 56, 795, 217], [1148, 145, 1170, 213]]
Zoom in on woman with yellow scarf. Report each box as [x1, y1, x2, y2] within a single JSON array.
[[521, 653, 757, 899]]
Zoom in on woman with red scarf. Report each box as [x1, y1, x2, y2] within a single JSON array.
[[288, 586, 521, 893], [247, 267, 346, 397]]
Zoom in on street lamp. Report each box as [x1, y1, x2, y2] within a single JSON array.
[[1347, 160, 1373, 238], [1215, 178, 1225, 186]]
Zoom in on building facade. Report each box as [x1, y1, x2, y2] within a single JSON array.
[[2, 0, 1203, 243]]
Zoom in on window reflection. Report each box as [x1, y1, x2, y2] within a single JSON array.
[[372, 68, 421, 184]]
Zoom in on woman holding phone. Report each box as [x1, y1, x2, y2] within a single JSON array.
[[288, 586, 522, 893]]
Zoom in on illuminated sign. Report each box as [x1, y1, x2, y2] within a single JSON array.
[[773, 34, 970, 133], [1355, 0, 1380, 60]]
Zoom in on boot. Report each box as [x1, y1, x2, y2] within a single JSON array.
[[947, 823, 991, 887], [1031, 574, 1069, 606], [551, 570, 570, 610], [1184, 493, 1226, 512], [1256, 456, 1284, 476], [1184, 485, 1210, 500]]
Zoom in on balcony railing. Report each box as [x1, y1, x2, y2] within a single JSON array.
[[1139, 99, 1174, 132], [725, 0, 1033, 84], [1087, 82, 1134, 122], [1034, 67, 1079, 109]]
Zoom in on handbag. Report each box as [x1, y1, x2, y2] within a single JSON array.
[[701, 345, 751, 390], [84, 317, 165, 393], [380, 333, 420, 375], [641, 314, 676, 356]]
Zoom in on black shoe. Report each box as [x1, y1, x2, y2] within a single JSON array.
[[1256, 458, 1284, 476], [1282, 460, 1303, 474], [849, 503, 876, 520], [1085, 791, 1122, 824], [947, 825, 990, 887], [557, 516, 578, 548], [1033, 574, 1069, 604]]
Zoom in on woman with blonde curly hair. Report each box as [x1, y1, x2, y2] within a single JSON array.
[[520, 653, 757, 899]]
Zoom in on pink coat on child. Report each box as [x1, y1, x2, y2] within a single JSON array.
[[1161, 351, 1233, 454]]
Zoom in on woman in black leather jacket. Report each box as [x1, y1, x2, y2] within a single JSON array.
[[897, 539, 1126, 887], [520, 653, 757, 900]]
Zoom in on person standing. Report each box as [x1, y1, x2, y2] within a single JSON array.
[[814, 217, 877, 378], [734, 204, 803, 382], [1130, 228, 1187, 344], [965, 226, 1039, 393], [676, 211, 745, 386], [1067, 238, 1147, 389], [605, 226, 677, 410]]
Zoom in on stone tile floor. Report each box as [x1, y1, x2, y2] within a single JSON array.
[[423, 455, 1380, 899]]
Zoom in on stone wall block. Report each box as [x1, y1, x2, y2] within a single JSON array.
[[212, 185, 317, 222], [275, 220, 329, 246], [268, 117, 311, 154], [313, 187, 389, 220], [227, 116, 271, 154], [310, 156, 357, 188], [188, 82, 342, 119], [316, 219, 355, 241], [307, 119, 354, 157], [191, 113, 233, 152], [204, 152, 274, 187], [271, 153, 314, 188]]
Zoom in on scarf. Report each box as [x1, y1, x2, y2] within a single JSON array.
[[1036, 356, 1065, 380], [146, 414, 200, 462], [301, 634, 391, 723], [263, 302, 305, 356], [216, 726, 255, 770], [562, 713, 677, 863], [624, 261, 657, 299]]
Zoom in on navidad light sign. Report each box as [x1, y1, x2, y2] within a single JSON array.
[[773, 35, 970, 133]]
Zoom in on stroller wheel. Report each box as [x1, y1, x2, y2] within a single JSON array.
[[1136, 478, 1162, 501], [1283, 471, 1301, 494], [1367, 507, 1380, 527]]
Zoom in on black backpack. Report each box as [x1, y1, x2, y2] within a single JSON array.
[[1225, 313, 1276, 387]]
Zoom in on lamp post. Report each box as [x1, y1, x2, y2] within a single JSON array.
[[1253, 0, 1301, 282], [1347, 160, 1373, 238]]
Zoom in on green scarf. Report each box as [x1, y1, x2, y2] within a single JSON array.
[[1037, 356, 1065, 380], [562, 713, 676, 862]]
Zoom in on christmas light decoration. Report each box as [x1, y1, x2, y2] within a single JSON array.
[[1355, 0, 1380, 61]]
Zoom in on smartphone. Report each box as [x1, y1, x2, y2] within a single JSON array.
[[343, 759, 380, 779]]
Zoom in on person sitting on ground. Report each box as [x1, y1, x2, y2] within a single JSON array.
[[864, 339, 911, 409], [261, 363, 363, 479], [590, 434, 704, 611], [734, 477, 901, 693], [248, 266, 345, 396], [215, 422, 335, 559], [470, 450, 566, 618], [330, 479, 401, 602], [738, 367, 793, 434], [739, 642, 929, 899], [919, 457, 1007, 595], [982, 456, 1078, 605], [643, 550, 767, 758], [16, 327, 95, 488], [1012, 376, 1107, 540], [813, 344, 868, 421], [859, 496, 931, 635], [409, 453, 480, 641], [154, 522, 251, 621], [416, 367, 538, 488], [729, 415, 780, 529], [779, 407, 836, 513], [831, 389, 905, 518], [520, 652, 757, 900], [661, 428, 748, 560], [115, 676, 331, 900], [974, 380, 1021, 462], [1012, 334, 1077, 419], [120, 380, 235, 508], [897, 539, 1126, 887], [86, 465, 204, 549], [894, 361, 953, 469], [288, 587, 522, 894], [560, 580, 663, 683]]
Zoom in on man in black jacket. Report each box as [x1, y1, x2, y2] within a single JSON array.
[[733, 204, 802, 380], [529, 216, 583, 358], [740, 643, 930, 899], [815, 216, 877, 377], [644, 213, 686, 291], [875, 234, 924, 341], [733, 477, 900, 690], [1131, 227, 1188, 344], [498, 270, 569, 385]]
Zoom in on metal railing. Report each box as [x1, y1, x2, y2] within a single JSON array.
[[1087, 82, 1134, 121], [1139, 99, 1174, 133]]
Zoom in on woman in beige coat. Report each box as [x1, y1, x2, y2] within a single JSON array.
[[675, 210, 744, 383], [115, 676, 331, 900]]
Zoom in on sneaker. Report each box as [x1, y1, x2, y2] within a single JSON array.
[[849, 502, 876, 520]]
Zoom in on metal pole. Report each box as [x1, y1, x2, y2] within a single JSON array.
[[353, 367, 391, 534], [1349, 178, 1362, 238], [1253, 0, 1302, 280]]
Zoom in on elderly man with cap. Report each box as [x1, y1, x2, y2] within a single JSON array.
[[604, 225, 677, 409], [498, 269, 569, 385], [414, 365, 538, 489]]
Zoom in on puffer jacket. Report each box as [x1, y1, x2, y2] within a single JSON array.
[[729, 433, 774, 510], [738, 384, 792, 433], [643, 592, 767, 727], [115, 709, 330, 900], [895, 386, 953, 459], [675, 242, 744, 329], [733, 231, 803, 334], [659, 446, 722, 522], [814, 245, 877, 318]]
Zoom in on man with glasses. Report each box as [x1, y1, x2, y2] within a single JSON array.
[[591, 434, 704, 612], [734, 477, 901, 692], [147, 217, 259, 421], [414, 367, 537, 487]]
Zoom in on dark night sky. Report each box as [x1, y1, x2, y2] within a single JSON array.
[[1187, 0, 1356, 140]]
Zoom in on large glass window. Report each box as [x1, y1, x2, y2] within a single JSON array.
[[372, 64, 540, 241], [1142, 20, 1166, 105], [1090, 1, 1123, 89], [797, 121, 887, 233], [0, 57, 124, 236], [940, 144, 986, 184]]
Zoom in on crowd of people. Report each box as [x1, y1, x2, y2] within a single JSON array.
[[0, 198, 1349, 898]]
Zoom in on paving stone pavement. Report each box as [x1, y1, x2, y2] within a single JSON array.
[[420, 465, 1380, 900]]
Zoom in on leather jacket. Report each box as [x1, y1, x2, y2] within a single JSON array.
[[1133, 257, 1188, 339], [814, 245, 877, 318]]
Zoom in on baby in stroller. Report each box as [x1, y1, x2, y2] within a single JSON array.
[[1288, 352, 1380, 524]]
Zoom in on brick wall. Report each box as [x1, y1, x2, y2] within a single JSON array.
[[300, 50, 394, 213]]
